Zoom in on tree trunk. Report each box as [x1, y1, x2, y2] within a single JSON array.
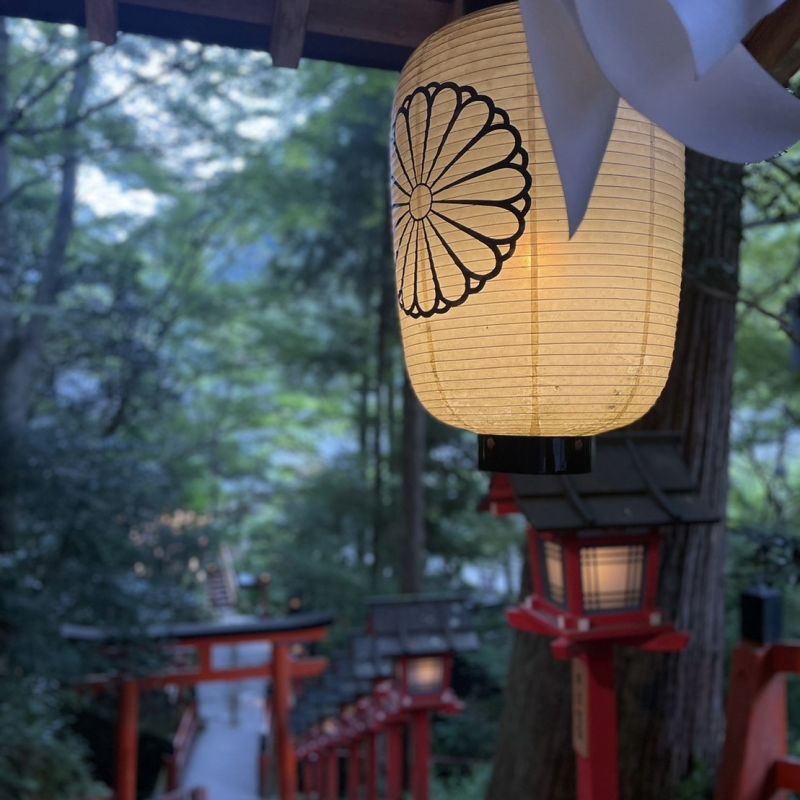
[[0, 17, 12, 355], [488, 151, 743, 800], [400, 372, 426, 594], [370, 187, 396, 589], [0, 36, 91, 553]]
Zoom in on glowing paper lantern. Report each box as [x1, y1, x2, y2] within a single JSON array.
[[391, 4, 685, 458]]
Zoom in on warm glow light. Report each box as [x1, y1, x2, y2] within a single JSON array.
[[407, 657, 446, 695], [390, 4, 685, 437], [543, 540, 565, 606], [580, 544, 645, 611], [322, 717, 337, 736]]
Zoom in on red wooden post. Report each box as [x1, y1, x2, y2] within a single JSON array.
[[324, 749, 340, 800], [411, 710, 432, 800], [365, 733, 378, 800], [114, 680, 140, 800], [301, 759, 312, 797], [273, 643, 298, 800], [314, 754, 323, 799], [386, 723, 404, 800], [348, 742, 361, 800], [573, 646, 619, 800]]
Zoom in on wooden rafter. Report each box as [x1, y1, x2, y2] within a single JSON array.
[[745, 0, 800, 84], [270, 0, 311, 68], [1, 0, 799, 77], [85, 0, 118, 44], [123, 0, 453, 49]]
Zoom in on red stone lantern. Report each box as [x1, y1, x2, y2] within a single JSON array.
[[369, 596, 477, 800], [484, 433, 718, 800], [513, 527, 671, 653]]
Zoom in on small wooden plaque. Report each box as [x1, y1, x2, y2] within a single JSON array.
[[572, 658, 589, 758]]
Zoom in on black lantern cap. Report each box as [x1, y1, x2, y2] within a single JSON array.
[[741, 585, 783, 645], [508, 432, 719, 531], [478, 435, 594, 475], [351, 635, 394, 681], [329, 655, 372, 704], [368, 594, 479, 658]]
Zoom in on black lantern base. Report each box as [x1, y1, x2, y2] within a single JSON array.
[[477, 435, 595, 475]]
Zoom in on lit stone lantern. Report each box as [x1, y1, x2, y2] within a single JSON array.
[[402, 656, 447, 697], [369, 596, 478, 800], [505, 434, 717, 643], [390, 3, 685, 473], [483, 432, 717, 798]]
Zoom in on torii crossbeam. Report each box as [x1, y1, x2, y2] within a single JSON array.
[[65, 612, 333, 800]]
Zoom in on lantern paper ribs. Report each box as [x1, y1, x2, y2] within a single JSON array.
[[391, 3, 685, 455]]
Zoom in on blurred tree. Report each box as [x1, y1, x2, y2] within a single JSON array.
[[0, 24, 516, 796]]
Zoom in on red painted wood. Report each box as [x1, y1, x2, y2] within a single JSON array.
[[324, 750, 340, 800], [300, 759, 312, 797], [575, 646, 619, 800], [715, 642, 790, 800], [411, 710, 432, 800], [114, 680, 140, 800], [528, 527, 546, 598], [365, 733, 378, 800], [316, 754, 324, 799], [133, 654, 328, 690], [164, 700, 199, 789], [643, 531, 661, 609], [773, 757, 800, 792], [769, 643, 800, 674], [348, 742, 361, 800], [386, 723, 404, 800], [564, 535, 585, 616], [485, 473, 519, 516], [273, 643, 297, 800]]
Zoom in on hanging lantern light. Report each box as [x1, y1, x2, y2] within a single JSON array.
[[390, 3, 685, 473]]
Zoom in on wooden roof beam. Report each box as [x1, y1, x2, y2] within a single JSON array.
[[270, 0, 311, 68], [746, 0, 800, 84], [126, 0, 454, 49], [85, 0, 118, 44]]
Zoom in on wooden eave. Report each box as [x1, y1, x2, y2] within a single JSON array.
[[0, 0, 798, 78]]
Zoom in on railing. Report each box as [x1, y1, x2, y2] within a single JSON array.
[[164, 700, 201, 792], [716, 589, 800, 800], [258, 730, 272, 799]]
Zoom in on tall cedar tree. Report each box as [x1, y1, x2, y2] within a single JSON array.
[[487, 159, 743, 800]]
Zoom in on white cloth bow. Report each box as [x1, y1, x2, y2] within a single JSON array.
[[519, 0, 800, 234]]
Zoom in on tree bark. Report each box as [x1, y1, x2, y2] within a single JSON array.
[[0, 18, 12, 353], [0, 40, 90, 430], [488, 151, 743, 800], [0, 35, 91, 553], [400, 372, 426, 594]]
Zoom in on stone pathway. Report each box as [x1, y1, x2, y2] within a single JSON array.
[[182, 641, 272, 800]]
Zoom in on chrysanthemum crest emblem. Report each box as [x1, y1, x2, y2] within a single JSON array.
[[391, 82, 532, 318]]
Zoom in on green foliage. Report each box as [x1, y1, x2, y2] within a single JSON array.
[[432, 765, 491, 800], [677, 762, 713, 800], [0, 21, 515, 797], [7, 11, 799, 798], [0, 684, 105, 800]]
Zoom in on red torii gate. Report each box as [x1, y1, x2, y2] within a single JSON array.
[[65, 612, 333, 800]]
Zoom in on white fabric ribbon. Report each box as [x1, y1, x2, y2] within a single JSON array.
[[519, 0, 800, 235]]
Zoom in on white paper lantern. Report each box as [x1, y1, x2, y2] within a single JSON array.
[[391, 3, 685, 440]]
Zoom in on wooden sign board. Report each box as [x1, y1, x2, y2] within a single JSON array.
[[572, 658, 589, 758]]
